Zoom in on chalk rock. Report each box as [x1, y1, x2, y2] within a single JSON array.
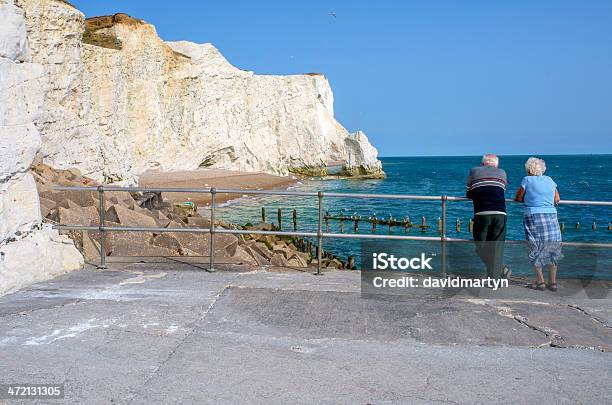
[[0, 0, 28, 61], [0, 174, 42, 242], [0, 224, 83, 295], [344, 131, 384, 177], [0, 0, 83, 295], [16, 3, 383, 182], [0, 59, 44, 183], [16, 0, 125, 182]]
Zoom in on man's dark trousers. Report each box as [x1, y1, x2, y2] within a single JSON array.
[[472, 214, 506, 278]]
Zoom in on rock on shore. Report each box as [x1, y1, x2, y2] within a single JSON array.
[[15, 0, 384, 183], [34, 163, 355, 271], [34, 163, 317, 269], [0, 0, 83, 296]]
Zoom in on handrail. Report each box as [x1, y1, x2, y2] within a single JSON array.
[[52, 185, 612, 206], [51, 185, 612, 274]]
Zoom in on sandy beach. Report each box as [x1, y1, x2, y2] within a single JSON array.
[[139, 168, 298, 206]]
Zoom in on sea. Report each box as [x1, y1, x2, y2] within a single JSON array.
[[211, 155, 612, 279]]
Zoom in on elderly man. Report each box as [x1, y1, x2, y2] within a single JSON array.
[[466, 154, 511, 279]]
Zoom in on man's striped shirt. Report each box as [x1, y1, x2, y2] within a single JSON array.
[[466, 165, 507, 215]]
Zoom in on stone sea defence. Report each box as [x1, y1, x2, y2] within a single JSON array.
[[0, 0, 83, 296], [34, 163, 354, 271], [16, 0, 384, 183]]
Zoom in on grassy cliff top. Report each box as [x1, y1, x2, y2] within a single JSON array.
[[82, 13, 147, 51]]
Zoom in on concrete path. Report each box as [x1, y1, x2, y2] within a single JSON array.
[[0, 261, 611, 404]]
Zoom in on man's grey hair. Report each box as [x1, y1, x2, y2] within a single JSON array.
[[525, 157, 546, 176], [481, 154, 499, 167]]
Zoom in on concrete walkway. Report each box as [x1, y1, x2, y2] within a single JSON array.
[[0, 261, 611, 404]]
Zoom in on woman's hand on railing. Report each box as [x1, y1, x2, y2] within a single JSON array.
[[514, 187, 525, 203]]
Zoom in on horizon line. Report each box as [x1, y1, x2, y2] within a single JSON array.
[[379, 153, 612, 158]]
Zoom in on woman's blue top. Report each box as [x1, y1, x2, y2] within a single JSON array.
[[521, 175, 557, 214]]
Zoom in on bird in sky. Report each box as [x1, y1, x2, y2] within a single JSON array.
[[329, 11, 337, 18]]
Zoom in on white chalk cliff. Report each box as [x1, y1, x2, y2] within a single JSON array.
[[0, 0, 83, 295], [15, 0, 384, 183]]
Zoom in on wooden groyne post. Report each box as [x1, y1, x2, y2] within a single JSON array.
[[277, 208, 282, 230]]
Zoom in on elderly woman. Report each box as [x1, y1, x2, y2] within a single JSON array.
[[514, 157, 562, 291]]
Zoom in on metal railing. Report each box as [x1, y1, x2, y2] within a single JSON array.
[[52, 185, 612, 275]]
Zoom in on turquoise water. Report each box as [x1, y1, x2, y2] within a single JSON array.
[[212, 155, 612, 277]]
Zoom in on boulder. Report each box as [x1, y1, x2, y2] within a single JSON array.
[[223, 238, 239, 257], [153, 210, 171, 227], [246, 241, 273, 260], [250, 222, 274, 231], [150, 231, 238, 257], [270, 253, 289, 267], [109, 232, 178, 257], [272, 245, 295, 260], [57, 198, 80, 209], [287, 255, 308, 268], [151, 233, 183, 254], [293, 251, 311, 264], [230, 245, 258, 266], [40, 190, 98, 208], [186, 216, 212, 229], [39, 197, 56, 218], [105, 204, 157, 228], [107, 191, 135, 209], [81, 232, 101, 261], [235, 234, 248, 245], [166, 212, 187, 224], [326, 258, 343, 269], [166, 220, 185, 229], [50, 206, 100, 226], [242, 245, 271, 266], [260, 235, 276, 250]]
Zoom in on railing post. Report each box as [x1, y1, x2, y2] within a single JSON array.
[[208, 188, 216, 272], [315, 191, 324, 275], [441, 195, 447, 277], [97, 185, 107, 270]]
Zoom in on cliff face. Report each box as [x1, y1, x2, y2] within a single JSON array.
[[16, 1, 383, 183], [0, 0, 83, 295]]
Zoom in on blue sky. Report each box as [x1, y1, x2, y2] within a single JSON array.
[[71, 0, 612, 156]]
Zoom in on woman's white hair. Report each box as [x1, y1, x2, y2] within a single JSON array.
[[525, 157, 546, 176]]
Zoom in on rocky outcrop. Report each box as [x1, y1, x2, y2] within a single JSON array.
[[0, 0, 83, 296], [343, 131, 384, 176], [16, 1, 384, 183]]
